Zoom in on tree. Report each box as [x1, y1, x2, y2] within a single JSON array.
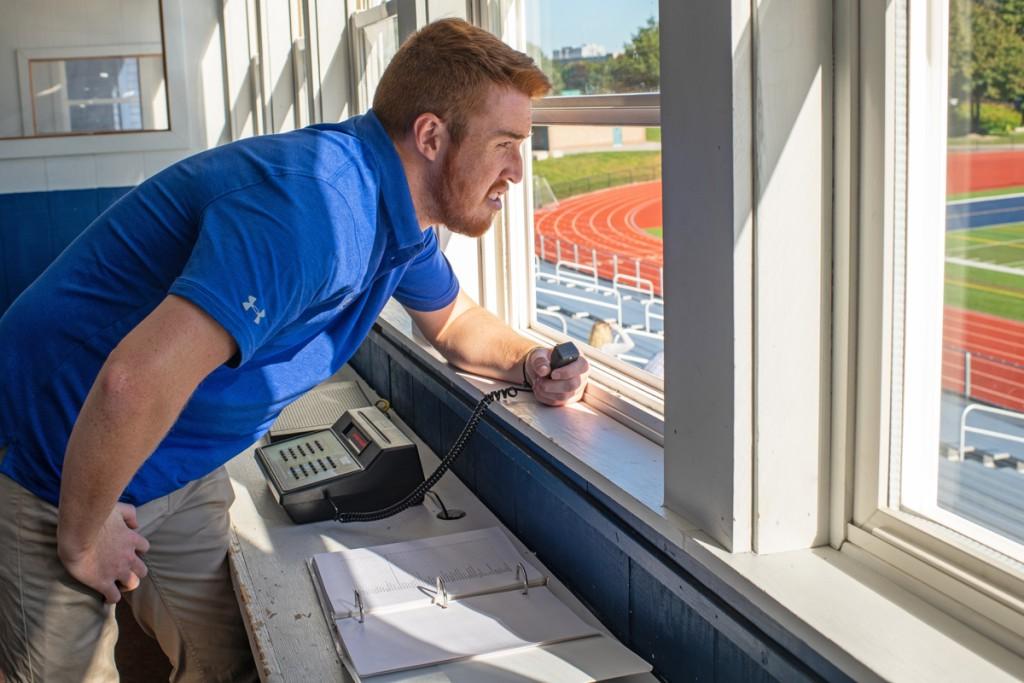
[[526, 42, 564, 95], [606, 17, 659, 93], [560, 60, 607, 94], [949, 0, 1024, 131]]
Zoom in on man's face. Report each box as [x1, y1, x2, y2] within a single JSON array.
[[429, 86, 532, 237]]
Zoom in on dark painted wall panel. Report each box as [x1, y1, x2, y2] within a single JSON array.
[[715, 635, 777, 683], [518, 471, 631, 642], [0, 187, 132, 314], [350, 331, 825, 683], [630, 560, 716, 680], [470, 419, 523, 529]]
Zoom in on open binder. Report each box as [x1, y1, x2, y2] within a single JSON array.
[[308, 527, 605, 678]]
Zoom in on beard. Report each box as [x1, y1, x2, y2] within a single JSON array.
[[427, 146, 499, 238]]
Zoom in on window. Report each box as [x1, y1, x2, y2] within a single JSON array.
[[939, 0, 1024, 558], [520, 0, 663, 396], [5, 1, 168, 140], [27, 54, 168, 136], [0, 0, 191, 158], [848, 0, 1024, 649]]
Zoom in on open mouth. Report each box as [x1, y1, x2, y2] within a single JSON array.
[[487, 187, 507, 210]]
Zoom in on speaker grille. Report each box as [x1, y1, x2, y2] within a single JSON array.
[[269, 382, 369, 438]]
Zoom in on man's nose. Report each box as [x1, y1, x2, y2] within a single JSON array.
[[505, 151, 524, 185]]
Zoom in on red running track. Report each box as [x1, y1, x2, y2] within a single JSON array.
[[534, 177, 1024, 413], [943, 307, 1024, 412], [947, 149, 1024, 194], [534, 181, 664, 295]]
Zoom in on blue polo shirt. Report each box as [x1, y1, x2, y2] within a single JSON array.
[[0, 110, 459, 506]]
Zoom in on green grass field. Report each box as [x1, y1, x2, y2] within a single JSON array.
[[533, 154, 1024, 324], [948, 133, 1024, 147], [945, 220, 1024, 322], [533, 151, 661, 199], [948, 184, 1024, 201]]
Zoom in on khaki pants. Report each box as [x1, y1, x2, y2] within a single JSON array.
[[0, 448, 257, 683]]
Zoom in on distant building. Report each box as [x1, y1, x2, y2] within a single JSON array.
[[552, 43, 609, 62]]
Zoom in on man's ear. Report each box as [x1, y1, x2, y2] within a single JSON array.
[[410, 112, 447, 162]]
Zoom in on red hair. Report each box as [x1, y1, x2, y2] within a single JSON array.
[[373, 18, 550, 145]]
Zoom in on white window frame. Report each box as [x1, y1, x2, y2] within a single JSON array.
[[494, 1, 666, 435], [17, 47, 166, 137], [842, 0, 1024, 655], [0, 0, 191, 159], [493, 0, 835, 554]]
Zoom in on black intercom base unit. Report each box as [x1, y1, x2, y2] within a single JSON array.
[[254, 406, 424, 524]]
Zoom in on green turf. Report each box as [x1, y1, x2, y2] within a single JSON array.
[[947, 185, 1024, 201], [645, 227, 663, 238], [948, 133, 1024, 147], [533, 151, 661, 199], [945, 223, 1024, 322]]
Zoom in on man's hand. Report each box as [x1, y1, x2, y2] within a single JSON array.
[[524, 347, 590, 406], [58, 502, 150, 604]]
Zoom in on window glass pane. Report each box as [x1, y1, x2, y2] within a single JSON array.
[[353, 13, 399, 112], [938, 0, 1024, 553], [524, 0, 659, 96], [532, 124, 664, 378], [30, 55, 167, 135]]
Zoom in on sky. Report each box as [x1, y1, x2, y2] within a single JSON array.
[[524, 0, 658, 56]]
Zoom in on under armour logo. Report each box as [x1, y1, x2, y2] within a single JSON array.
[[242, 295, 266, 325]]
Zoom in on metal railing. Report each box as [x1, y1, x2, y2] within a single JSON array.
[[536, 309, 568, 334], [536, 235, 664, 297], [642, 299, 664, 334], [555, 260, 600, 289], [944, 345, 1024, 413], [958, 403, 1024, 462], [535, 286, 623, 327], [613, 274, 655, 302]]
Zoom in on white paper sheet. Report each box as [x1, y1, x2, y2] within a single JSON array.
[[312, 527, 545, 618], [336, 586, 601, 678]]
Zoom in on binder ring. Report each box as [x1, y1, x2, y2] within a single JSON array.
[[515, 562, 529, 595], [433, 576, 449, 608], [354, 590, 365, 623]]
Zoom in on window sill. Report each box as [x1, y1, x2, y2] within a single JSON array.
[[374, 302, 1024, 681]]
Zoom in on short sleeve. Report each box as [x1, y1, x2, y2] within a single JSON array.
[[169, 176, 344, 366], [392, 229, 460, 311]]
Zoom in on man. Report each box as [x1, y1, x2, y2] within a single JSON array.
[[0, 18, 588, 682]]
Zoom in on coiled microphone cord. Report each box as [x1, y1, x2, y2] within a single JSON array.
[[330, 385, 527, 524]]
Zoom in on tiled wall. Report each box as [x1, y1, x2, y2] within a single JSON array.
[[351, 328, 849, 683], [0, 187, 130, 314]]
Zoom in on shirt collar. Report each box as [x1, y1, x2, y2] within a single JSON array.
[[354, 110, 425, 254]]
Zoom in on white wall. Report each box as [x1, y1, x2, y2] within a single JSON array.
[[0, 0, 227, 194], [0, 0, 163, 138]]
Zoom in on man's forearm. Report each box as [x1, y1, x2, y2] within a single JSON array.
[[431, 304, 537, 383], [57, 358, 190, 558]]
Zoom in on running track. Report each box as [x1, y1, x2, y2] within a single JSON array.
[[534, 181, 663, 295], [943, 308, 1024, 412], [535, 149, 1024, 411]]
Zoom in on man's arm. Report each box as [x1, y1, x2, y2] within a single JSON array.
[[406, 289, 589, 406], [57, 294, 237, 603]]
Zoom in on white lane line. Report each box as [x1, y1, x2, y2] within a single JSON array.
[[946, 256, 1024, 278]]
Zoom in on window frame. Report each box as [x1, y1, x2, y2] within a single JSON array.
[[498, 2, 666, 423], [0, 0, 192, 159], [842, 0, 1024, 654], [19, 49, 166, 137]]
